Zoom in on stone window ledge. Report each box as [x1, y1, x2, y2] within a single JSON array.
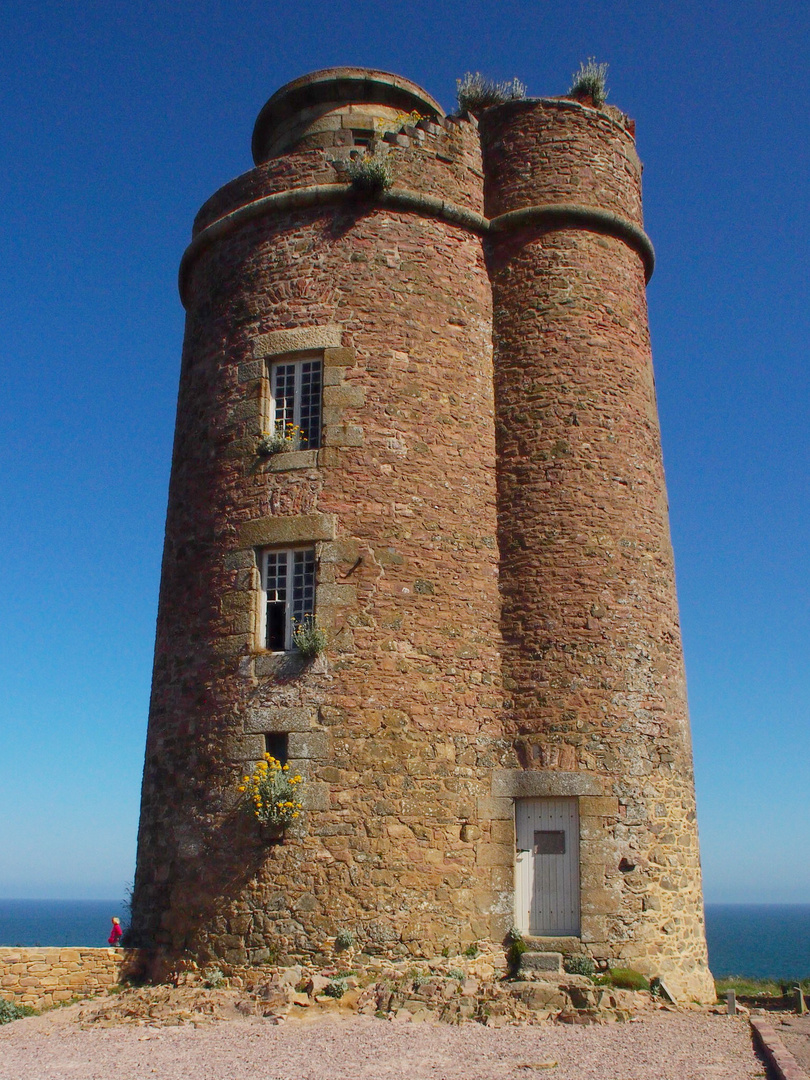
[[262, 448, 319, 472]]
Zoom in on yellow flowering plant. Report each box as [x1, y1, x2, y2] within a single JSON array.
[[257, 422, 307, 457], [292, 614, 328, 659], [238, 754, 303, 827]]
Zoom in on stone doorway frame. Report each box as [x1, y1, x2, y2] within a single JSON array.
[[489, 770, 620, 950]]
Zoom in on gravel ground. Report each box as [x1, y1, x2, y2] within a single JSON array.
[[0, 1008, 768, 1080], [771, 1013, 810, 1073]]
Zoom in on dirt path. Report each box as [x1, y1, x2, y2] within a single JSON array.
[[0, 1008, 767, 1080]]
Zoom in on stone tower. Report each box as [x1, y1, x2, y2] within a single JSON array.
[[131, 67, 713, 1002]]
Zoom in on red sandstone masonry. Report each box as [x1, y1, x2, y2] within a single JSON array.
[[193, 121, 485, 236], [133, 100, 508, 967], [482, 99, 643, 224], [480, 99, 712, 1000], [131, 70, 713, 1003]]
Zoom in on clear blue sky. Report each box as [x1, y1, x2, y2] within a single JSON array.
[[0, 0, 807, 904]]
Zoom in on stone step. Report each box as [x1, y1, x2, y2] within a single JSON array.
[[522, 936, 584, 955], [519, 951, 563, 974]]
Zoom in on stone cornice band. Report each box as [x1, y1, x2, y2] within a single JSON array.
[[179, 184, 655, 304], [488, 203, 655, 282]]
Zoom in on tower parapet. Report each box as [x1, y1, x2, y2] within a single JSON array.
[[251, 66, 444, 161], [131, 68, 713, 1003]]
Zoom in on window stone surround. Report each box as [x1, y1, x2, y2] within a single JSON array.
[[219, 327, 364, 789]]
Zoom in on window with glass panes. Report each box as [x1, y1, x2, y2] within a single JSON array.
[[260, 548, 316, 651], [270, 354, 322, 449]]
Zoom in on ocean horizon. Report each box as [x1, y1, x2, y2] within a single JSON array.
[[703, 903, 810, 979], [1, 900, 809, 979], [0, 900, 126, 950]]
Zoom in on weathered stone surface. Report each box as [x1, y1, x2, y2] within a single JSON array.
[[287, 731, 328, 759], [0, 948, 133, 1009], [520, 952, 563, 974], [243, 707, 314, 733], [238, 513, 336, 547], [265, 449, 319, 472], [492, 770, 604, 799], [480, 98, 713, 1004], [252, 325, 342, 357], [130, 69, 713, 1005]]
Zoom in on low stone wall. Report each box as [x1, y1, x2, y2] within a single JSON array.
[[0, 947, 137, 1009]]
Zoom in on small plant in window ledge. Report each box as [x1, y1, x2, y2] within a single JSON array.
[[238, 753, 303, 832], [257, 422, 307, 457], [292, 614, 327, 659]]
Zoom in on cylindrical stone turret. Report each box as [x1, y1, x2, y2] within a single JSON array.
[[479, 98, 713, 1001], [131, 68, 509, 969], [131, 68, 713, 1003]]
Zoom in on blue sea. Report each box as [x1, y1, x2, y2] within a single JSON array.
[[704, 904, 810, 979], [1, 900, 809, 977], [0, 900, 127, 949]]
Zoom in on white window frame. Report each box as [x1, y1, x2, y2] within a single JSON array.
[[268, 351, 323, 450], [258, 546, 317, 652]]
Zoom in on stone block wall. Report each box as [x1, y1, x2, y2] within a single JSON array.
[[131, 77, 511, 966], [130, 67, 714, 1004], [479, 99, 713, 1002], [0, 948, 133, 1009]]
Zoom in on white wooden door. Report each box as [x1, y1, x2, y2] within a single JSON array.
[[515, 797, 580, 936]]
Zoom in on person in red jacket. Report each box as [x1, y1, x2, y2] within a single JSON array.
[[108, 916, 123, 946]]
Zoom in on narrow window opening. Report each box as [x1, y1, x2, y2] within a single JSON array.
[[259, 546, 317, 651], [266, 604, 286, 651], [269, 353, 323, 449], [264, 733, 289, 764]]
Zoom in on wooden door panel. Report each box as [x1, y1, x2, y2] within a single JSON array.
[[515, 797, 580, 936]]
